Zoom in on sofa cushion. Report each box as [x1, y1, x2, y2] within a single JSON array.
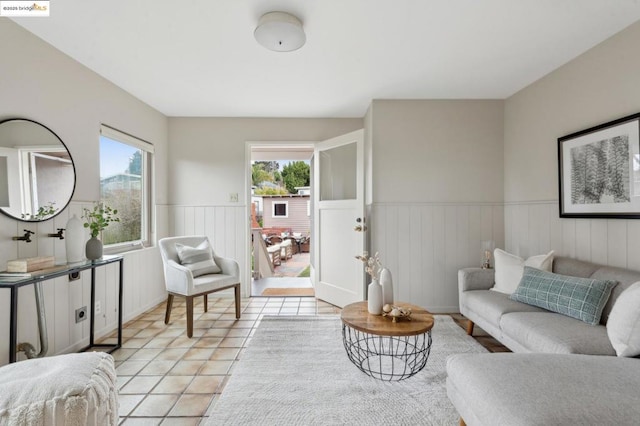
[[551, 256, 600, 278], [462, 290, 547, 328], [591, 266, 640, 324], [176, 241, 221, 277], [511, 267, 616, 325], [446, 353, 640, 426], [607, 281, 640, 357], [491, 249, 554, 295], [500, 312, 615, 355]]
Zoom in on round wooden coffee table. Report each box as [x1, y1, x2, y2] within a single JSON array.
[[340, 301, 434, 381]]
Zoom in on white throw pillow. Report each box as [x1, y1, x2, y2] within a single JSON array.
[[607, 281, 640, 357], [491, 249, 554, 295], [176, 241, 222, 277]]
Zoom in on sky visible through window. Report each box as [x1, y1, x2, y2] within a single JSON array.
[[100, 136, 138, 178]]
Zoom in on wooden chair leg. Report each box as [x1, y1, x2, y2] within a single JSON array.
[[203, 294, 208, 313], [186, 296, 194, 338], [460, 418, 467, 426], [234, 284, 241, 319], [466, 320, 474, 336], [164, 294, 174, 324]]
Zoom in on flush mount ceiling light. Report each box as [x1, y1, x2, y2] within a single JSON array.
[[254, 11, 306, 52]]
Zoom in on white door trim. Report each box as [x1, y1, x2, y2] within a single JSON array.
[[244, 141, 315, 296]]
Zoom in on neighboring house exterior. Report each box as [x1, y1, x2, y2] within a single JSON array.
[[100, 173, 141, 193], [251, 186, 263, 218], [262, 194, 310, 234], [295, 186, 310, 195]]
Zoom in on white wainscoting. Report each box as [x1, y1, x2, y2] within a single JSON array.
[[369, 202, 504, 313], [505, 201, 640, 272], [165, 204, 247, 295], [0, 201, 166, 366]]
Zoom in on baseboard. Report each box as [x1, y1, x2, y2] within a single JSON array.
[[426, 306, 460, 314]]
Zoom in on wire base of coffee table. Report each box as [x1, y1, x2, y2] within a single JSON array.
[[342, 324, 432, 381]]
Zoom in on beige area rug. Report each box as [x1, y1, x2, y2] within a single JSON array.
[[206, 315, 487, 425], [261, 287, 315, 297]]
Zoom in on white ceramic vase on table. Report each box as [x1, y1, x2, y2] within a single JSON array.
[[65, 214, 84, 263], [380, 268, 394, 306], [367, 279, 383, 315]]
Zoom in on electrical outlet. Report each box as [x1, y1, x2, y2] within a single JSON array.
[[75, 306, 87, 323], [95, 301, 101, 315], [229, 193, 239, 202]]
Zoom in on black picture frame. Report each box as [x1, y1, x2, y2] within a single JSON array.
[[558, 112, 640, 218]]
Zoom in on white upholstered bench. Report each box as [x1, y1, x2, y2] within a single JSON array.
[[0, 352, 118, 425]]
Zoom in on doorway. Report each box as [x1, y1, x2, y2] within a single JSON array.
[[247, 143, 314, 297]]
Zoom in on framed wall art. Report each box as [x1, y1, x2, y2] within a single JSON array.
[[558, 112, 640, 218]]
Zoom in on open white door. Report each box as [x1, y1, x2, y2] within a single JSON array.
[[313, 129, 365, 307]]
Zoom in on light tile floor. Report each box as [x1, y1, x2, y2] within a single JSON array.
[[111, 297, 504, 425], [112, 296, 341, 425]]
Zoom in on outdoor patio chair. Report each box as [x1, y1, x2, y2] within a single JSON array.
[[280, 238, 293, 260], [159, 235, 241, 337], [267, 244, 282, 267], [268, 235, 284, 245], [299, 235, 310, 253]]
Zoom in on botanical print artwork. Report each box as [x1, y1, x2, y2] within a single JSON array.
[[570, 135, 630, 205]]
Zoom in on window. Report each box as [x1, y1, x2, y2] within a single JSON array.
[[272, 201, 288, 218], [99, 125, 153, 248]]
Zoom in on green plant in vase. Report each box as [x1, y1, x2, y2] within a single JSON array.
[[82, 202, 119, 260]]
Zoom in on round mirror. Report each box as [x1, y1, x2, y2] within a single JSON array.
[[0, 119, 76, 222]]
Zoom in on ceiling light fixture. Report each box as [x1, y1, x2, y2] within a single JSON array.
[[254, 11, 306, 52]]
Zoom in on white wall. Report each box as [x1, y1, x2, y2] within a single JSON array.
[[167, 118, 362, 205], [0, 20, 169, 365], [504, 20, 640, 268], [166, 117, 363, 294], [369, 100, 504, 312]]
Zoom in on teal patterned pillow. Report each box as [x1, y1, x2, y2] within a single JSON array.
[[511, 267, 616, 325]]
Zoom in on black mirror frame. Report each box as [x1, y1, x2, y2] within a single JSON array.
[[0, 118, 76, 223]]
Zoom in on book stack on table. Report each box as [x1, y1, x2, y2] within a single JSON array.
[[0, 256, 57, 277]]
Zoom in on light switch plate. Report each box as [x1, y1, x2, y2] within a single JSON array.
[[229, 193, 239, 202]]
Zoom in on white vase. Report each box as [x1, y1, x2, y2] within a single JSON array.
[[380, 268, 394, 306], [367, 279, 383, 315], [65, 214, 84, 263]]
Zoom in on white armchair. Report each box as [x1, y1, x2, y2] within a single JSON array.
[[159, 236, 241, 337]]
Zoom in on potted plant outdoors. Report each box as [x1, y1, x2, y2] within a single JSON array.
[[82, 202, 119, 260]]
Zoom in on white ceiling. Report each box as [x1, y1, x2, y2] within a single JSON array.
[[12, 1, 640, 118]]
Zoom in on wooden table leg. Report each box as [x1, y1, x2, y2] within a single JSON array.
[[466, 320, 474, 336]]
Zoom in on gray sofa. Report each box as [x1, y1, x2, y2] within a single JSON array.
[[447, 256, 640, 425], [447, 352, 640, 425], [457, 256, 640, 354]]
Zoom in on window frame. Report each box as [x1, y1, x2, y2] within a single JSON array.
[[99, 124, 154, 252], [272, 200, 288, 218]]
